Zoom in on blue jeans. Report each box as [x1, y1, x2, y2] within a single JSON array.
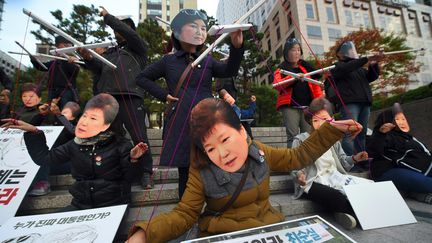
[[377, 168, 432, 193], [341, 103, 370, 156]]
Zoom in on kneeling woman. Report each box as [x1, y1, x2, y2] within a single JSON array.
[[2, 93, 148, 210], [127, 98, 362, 243]]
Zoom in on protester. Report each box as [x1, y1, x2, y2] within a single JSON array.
[[272, 38, 323, 147], [292, 97, 372, 230], [78, 7, 154, 189], [17, 83, 43, 123], [329, 41, 383, 156], [135, 9, 244, 198], [126, 97, 363, 243], [30, 36, 79, 109], [219, 89, 256, 139], [1, 93, 148, 210], [367, 103, 432, 204]]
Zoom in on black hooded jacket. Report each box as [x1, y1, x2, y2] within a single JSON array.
[[367, 110, 432, 179]]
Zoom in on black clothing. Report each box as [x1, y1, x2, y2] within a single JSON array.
[[329, 57, 379, 105], [136, 45, 244, 167], [24, 131, 137, 209], [0, 68, 13, 91]]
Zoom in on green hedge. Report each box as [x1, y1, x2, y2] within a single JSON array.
[[372, 84, 432, 111]]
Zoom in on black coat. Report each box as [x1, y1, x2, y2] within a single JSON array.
[[24, 131, 137, 209], [84, 14, 147, 98], [136, 45, 244, 167], [329, 57, 379, 105]]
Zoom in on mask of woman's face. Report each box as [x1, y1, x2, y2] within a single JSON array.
[[21, 91, 41, 108], [203, 123, 248, 173], [179, 19, 207, 46], [287, 44, 301, 63], [394, 112, 410, 132], [312, 109, 332, 130], [75, 108, 110, 138]]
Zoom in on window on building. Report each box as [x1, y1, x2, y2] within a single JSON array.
[[328, 28, 342, 41], [267, 39, 272, 51], [287, 12, 293, 28], [180, 0, 184, 9], [326, 7, 335, 23], [307, 25, 322, 39], [345, 10, 353, 26], [310, 44, 325, 56], [306, 3, 315, 19], [407, 11, 420, 37], [276, 27, 281, 41], [363, 13, 371, 28], [422, 14, 432, 38], [354, 12, 362, 26], [379, 16, 386, 29]]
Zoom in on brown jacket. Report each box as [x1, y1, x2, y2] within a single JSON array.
[[129, 123, 343, 242]]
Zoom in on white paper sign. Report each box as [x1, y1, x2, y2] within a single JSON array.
[[344, 181, 417, 230], [0, 204, 127, 243], [0, 127, 64, 225]]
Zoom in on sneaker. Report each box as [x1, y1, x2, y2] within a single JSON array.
[[28, 181, 51, 196], [141, 172, 154, 189], [334, 213, 357, 230], [410, 192, 432, 204]]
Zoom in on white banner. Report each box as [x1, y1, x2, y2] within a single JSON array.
[[0, 204, 127, 243], [0, 127, 63, 225]]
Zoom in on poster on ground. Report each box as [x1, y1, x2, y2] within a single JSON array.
[[0, 127, 64, 225], [182, 215, 356, 243], [0, 204, 127, 242]]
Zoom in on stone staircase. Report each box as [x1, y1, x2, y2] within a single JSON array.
[[16, 127, 323, 241]]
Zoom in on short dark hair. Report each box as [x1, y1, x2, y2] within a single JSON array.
[[304, 97, 333, 125], [63, 101, 81, 119], [20, 83, 41, 96], [189, 98, 241, 169], [84, 93, 119, 124]]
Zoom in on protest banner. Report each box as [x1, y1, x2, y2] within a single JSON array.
[[0, 204, 127, 242], [0, 127, 63, 225], [182, 215, 356, 243]]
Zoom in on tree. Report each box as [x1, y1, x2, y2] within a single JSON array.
[[319, 28, 420, 97], [31, 4, 109, 45], [136, 18, 170, 65]]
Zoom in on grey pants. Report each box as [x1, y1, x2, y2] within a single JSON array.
[[280, 106, 310, 147]]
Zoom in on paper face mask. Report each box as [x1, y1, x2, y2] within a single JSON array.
[[171, 9, 208, 46]]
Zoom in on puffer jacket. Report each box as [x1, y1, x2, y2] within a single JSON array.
[[24, 131, 137, 209], [129, 123, 343, 242]]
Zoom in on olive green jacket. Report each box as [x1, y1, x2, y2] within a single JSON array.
[[129, 123, 343, 242]]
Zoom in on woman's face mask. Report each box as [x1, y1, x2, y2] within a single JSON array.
[[177, 19, 207, 46], [75, 108, 110, 138], [394, 112, 410, 133]]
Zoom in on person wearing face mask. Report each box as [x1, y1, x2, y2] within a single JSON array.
[[367, 103, 432, 202], [126, 98, 363, 243], [329, 41, 384, 157], [135, 9, 244, 199], [78, 6, 154, 190], [1, 93, 148, 211], [272, 38, 323, 148], [291, 98, 371, 230]]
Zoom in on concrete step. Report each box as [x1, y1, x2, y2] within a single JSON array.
[[18, 174, 295, 213], [48, 168, 293, 188]]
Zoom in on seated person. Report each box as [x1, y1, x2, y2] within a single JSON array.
[[17, 83, 43, 123], [26, 99, 81, 196], [219, 89, 257, 139], [367, 103, 432, 204], [126, 97, 363, 243], [1, 93, 148, 210], [292, 97, 372, 230]]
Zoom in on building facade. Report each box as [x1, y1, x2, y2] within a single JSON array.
[[255, 0, 432, 91], [138, 0, 197, 30], [0, 50, 27, 78]]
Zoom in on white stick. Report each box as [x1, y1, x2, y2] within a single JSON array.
[[155, 16, 171, 26], [9, 51, 85, 65], [23, 8, 117, 69], [279, 69, 323, 85], [50, 41, 117, 55], [192, 0, 268, 67], [272, 65, 336, 88], [364, 48, 426, 57], [14, 41, 48, 70]]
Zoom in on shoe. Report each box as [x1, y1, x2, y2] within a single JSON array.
[[410, 192, 432, 204], [334, 212, 357, 230], [28, 181, 51, 196], [141, 172, 154, 189]]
